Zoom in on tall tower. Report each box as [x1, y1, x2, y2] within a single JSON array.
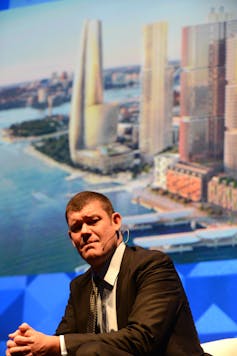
[[139, 22, 172, 161], [69, 20, 117, 164], [224, 32, 237, 174], [69, 21, 89, 162], [179, 21, 226, 163], [208, 6, 230, 23], [179, 13, 237, 163]]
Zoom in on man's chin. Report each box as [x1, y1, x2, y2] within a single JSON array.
[[82, 247, 103, 261]]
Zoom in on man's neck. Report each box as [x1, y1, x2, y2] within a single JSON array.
[[92, 259, 110, 278], [91, 238, 123, 274]]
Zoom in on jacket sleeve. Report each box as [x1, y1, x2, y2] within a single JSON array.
[[56, 252, 189, 356], [55, 290, 78, 335]]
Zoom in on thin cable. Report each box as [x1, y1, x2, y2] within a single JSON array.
[[122, 229, 130, 244]]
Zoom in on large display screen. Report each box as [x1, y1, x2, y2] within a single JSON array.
[[0, 0, 237, 350]]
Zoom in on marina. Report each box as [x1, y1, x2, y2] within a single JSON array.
[[132, 221, 237, 255]]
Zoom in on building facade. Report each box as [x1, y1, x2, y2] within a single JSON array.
[[180, 16, 237, 166], [166, 162, 215, 202], [139, 22, 173, 161], [224, 32, 237, 174], [208, 176, 237, 211], [179, 20, 226, 163], [73, 144, 134, 175], [69, 20, 118, 164], [153, 153, 179, 190]]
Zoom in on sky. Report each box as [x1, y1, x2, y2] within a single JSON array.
[[0, 0, 237, 86]]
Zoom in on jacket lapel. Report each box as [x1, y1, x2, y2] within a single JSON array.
[[116, 247, 132, 328], [75, 268, 92, 333]]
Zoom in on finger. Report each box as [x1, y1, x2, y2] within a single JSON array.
[[14, 336, 33, 346], [18, 323, 33, 337], [8, 345, 31, 355], [8, 330, 20, 339], [10, 352, 31, 356], [19, 323, 31, 333], [5, 350, 14, 356], [6, 340, 15, 347], [5, 348, 11, 356]]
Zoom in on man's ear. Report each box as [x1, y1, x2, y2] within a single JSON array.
[[112, 212, 122, 229]]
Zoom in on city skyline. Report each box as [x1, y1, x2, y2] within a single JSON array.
[[1, 0, 237, 86]]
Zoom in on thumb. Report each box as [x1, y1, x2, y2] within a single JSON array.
[[19, 322, 32, 333], [8, 323, 31, 339]]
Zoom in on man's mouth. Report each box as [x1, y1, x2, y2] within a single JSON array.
[[83, 241, 99, 251]]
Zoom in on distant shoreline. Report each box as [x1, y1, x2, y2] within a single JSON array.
[[24, 144, 124, 185], [25, 144, 82, 175], [0, 127, 148, 188]]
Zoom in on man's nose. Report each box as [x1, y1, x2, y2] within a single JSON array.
[[81, 223, 90, 235], [81, 223, 91, 244]]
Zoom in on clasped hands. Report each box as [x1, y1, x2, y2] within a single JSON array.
[[6, 323, 60, 356]]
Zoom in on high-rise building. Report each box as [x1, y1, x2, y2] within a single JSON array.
[[208, 6, 231, 23], [179, 13, 237, 165], [69, 20, 118, 164], [179, 20, 226, 163], [224, 32, 237, 174], [139, 22, 173, 162]]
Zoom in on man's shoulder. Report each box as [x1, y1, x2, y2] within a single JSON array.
[[124, 245, 172, 266], [70, 267, 91, 287], [118, 246, 177, 283], [125, 244, 169, 257]]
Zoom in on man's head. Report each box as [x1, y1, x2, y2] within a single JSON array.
[[66, 191, 122, 270], [65, 191, 115, 223]]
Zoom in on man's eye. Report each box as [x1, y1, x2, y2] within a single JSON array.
[[70, 223, 82, 233], [87, 219, 99, 225]]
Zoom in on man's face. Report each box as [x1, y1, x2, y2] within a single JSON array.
[[67, 200, 122, 269]]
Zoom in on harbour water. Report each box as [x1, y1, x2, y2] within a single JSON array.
[[0, 86, 151, 276]]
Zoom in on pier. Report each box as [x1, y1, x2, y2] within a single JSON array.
[[133, 225, 237, 252]]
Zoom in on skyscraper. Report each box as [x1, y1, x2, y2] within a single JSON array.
[[69, 20, 118, 164], [139, 22, 172, 162], [179, 11, 237, 165], [208, 6, 230, 23], [224, 32, 237, 174], [179, 20, 226, 163]]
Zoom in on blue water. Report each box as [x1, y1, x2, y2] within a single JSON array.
[[0, 86, 150, 276], [0, 139, 154, 275], [0, 85, 140, 129]]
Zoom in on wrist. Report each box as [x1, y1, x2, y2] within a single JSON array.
[[47, 335, 61, 355]]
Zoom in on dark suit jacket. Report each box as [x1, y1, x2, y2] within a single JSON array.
[[56, 246, 206, 356]]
